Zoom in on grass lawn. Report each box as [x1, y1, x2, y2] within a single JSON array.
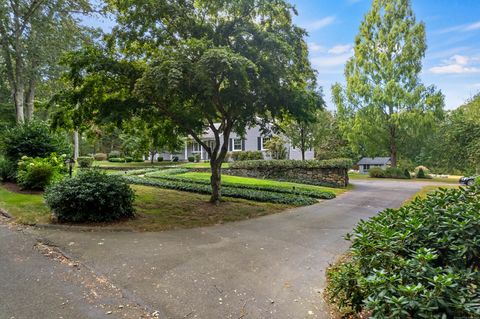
[[179, 162, 230, 168], [349, 172, 461, 184], [171, 171, 348, 195], [0, 184, 290, 231], [0, 185, 50, 225]]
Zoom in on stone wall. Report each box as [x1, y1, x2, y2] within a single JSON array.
[[190, 167, 349, 188]]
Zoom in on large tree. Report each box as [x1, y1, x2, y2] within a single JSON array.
[[71, 0, 316, 203], [332, 0, 444, 167], [0, 0, 92, 123]]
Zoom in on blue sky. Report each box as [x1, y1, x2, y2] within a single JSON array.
[[82, 0, 480, 110], [290, 0, 480, 110]]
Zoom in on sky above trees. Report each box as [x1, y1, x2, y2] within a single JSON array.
[[80, 0, 480, 110]]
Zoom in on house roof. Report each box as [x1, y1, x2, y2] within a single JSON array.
[[357, 157, 391, 165]]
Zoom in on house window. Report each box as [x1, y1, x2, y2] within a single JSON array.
[[232, 138, 243, 151], [192, 142, 201, 152], [365, 164, 370, 170], [260, 137, 270, 150]]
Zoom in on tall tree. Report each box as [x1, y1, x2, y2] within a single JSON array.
[[72, 0, 316, 203], [332, 0, 444, 167], [0, 0, 92, 123]]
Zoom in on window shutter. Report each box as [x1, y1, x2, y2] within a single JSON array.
[[229, 138, 232, 151], [242, 139, 245, 151], [257, 137, 261, 150]]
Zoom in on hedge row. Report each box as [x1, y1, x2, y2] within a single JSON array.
[[143, 174, 336, 199], [229, 158, 353, 170], [325, 186, 480, 318], [123, 176, 318, 206]]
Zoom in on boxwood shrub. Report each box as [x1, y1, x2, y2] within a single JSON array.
[[108, 157, 124, 163], [45, 170, 135, 223], [325, 186, 480, 318], [230, 158, 352, 170], [77, 156, 94, 168], [123, 176, 317, 206]]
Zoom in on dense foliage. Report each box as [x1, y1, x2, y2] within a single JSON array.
[[368, 167, 411, 179], [230, 151, 264, 161], [77, 156, 94, 168], [123, 176, 319, 206], [0, 121, 70, 162], [230, 158, 353, 170], [0, 156, 16, 182], [45, 170, 135, 223], [326, 187, 480, 318], [17, 154, 66, 190]]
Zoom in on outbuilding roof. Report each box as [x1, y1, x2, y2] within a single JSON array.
[[357, 157, 391, 165]]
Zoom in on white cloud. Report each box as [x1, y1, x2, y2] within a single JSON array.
[[465, 21, 480, 31], [305, 16, 335, 31], [328, 44, 353, 55], [429, 55, 480, 74], [436, 20, 480, 34], [308, 42, 325, 53], [311, 53, 352, 68]]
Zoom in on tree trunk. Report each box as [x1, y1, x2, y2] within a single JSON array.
[[300, 126, 306, 161], [150, 151, 155, 164], [210, 160, 222, 204], [390, 142, 397, 167], [14, 86, 25, 123], [25, 75, 36, 120], [73, 130, 80, 160]]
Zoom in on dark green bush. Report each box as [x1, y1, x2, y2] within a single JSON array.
[[230, 151, 264, 161], [384, 166, 408, 179], [194, 154, 201, 162], [417, 167, 426, 178], [134, 158, 144, 162], [368, 167, 385, 178], [108, 157, 124, 163], [157, 156, 164, 162], [108, 151, 121, 159], [404, 168, 411, 179], [230, 158, 352, 170], [124, 156, 133, 163], [172, 156, 179, 162], [45, 170, 135, 223], [93, 153, 107, 161], [326, 187, 480, 318], [123, 176, 319, 206], [0, 120, 70, 162], [0, 157, 16, 182], [77, 156, 94, 168], [188, 156, 195, 162]]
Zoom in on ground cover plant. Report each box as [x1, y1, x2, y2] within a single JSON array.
[[325, 186, 480, 318], [123, 176, 319, 206], [144, 171, 338, 198]]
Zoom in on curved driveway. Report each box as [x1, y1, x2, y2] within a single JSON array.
[[25, 180, 427, 318]]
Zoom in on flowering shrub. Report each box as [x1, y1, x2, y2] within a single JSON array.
[[16, 153, 66, 190]]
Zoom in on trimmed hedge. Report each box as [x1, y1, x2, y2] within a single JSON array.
[[325, 186, 480, 318], [77, 156, 94, 168], [230, 158, 352, 170], [108, 157, 125, 163], [230, 151, 264, 161], [143, 174, 335, 199], [123, 176, 318, 206], [93, 153, 107, 161]]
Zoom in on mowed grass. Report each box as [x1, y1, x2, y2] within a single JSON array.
[[171, 171, 348, 195], [0, 184, 290, 231], [0, 186, 50, 225], [93, 160, 179, 168], [349, 172, 461, 184], [179, 162, 230, 168]]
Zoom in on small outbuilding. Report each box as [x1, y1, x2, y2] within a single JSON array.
[[357, 157, 392, 174]]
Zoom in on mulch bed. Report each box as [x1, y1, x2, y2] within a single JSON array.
[[1, 182, 43, 195]]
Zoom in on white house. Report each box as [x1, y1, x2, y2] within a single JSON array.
[[357, 157, 392, 174], [156, 124, 314, 161]]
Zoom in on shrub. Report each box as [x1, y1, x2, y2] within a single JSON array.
[[134, 158, 144, 162], [194, 154, 201, 162], [172, 156, 179, 162], [230, 158, 353, 170], [417, 167, 426, 178], [124, 156, 133, 163], [93, 153, 107, 161], [326, 187, 480, 318], [230, 151, 264, 161], [404, 168, 411, 179], [0, 120, 70, 162], [77, 156, 94, 168], [476, 176, 480, 186], [108, 157, 124, 163], [264, 136, 287, 160], [0, 157, 16, 182], [16, 154, 66, 190], [123, 176, 318, 206], [108, 151, 121, 159], [384, 166, 408, 179], [415, 165, 431, 178], [368, 167, 385, 178], [45, 170, 135, 223], [188, 156, 195, 162], [157, 156, 164, 162]]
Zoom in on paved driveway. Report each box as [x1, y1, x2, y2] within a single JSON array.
[[23, 180, 426, 319]]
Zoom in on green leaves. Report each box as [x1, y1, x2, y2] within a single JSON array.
[[326, 186, 480, 317]]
